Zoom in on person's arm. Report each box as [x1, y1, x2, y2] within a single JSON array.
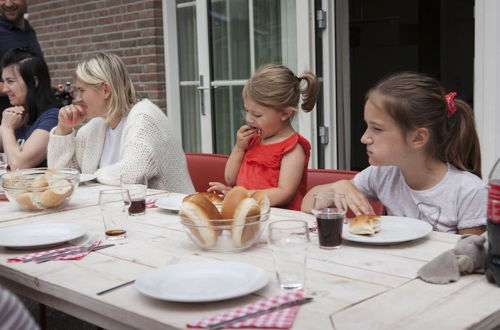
[[2, 128, 49, 169], [256, 143, 306, 207], [225, 125, 256, 185], [301, 179, 374, 215]]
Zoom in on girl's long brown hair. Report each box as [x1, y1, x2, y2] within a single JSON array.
[[243, 64, 320, 112], [368, 72, 482, 178]]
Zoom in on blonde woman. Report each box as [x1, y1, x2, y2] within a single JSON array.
[[47, 52, 194, 194]]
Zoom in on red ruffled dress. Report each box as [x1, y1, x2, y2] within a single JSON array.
[[236, 133, 310, 210]]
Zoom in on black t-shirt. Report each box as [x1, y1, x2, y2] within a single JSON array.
[[0, 15, 43, 112]]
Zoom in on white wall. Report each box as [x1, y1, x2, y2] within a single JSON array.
[[475, 0, 500, 179]]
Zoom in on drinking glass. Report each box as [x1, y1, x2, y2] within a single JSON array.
[[99, 189, 131, 240], [312, 192, 348, 249], [121, 175, 147, 215], [268, 220, 309, 290]]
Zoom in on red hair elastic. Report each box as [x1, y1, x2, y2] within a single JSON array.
[[445, 92, 457, 118]]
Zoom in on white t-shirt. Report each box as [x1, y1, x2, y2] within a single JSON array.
[[99, 117, 127, 169], [353, 164, 487, 233]]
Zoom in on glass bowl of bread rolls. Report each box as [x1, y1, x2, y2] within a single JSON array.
[[179, 187, 270, 252], [1, 168, 79, 211]]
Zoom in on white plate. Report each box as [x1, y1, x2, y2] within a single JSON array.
[[135, 261, 269, 302], [342, 216, 432, 245], [0, 223, 87, 249], [79, 173, 97, 183], [155, 194, 187, 212]]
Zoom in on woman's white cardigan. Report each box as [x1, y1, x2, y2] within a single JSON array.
[[47, 99, 195, 194]]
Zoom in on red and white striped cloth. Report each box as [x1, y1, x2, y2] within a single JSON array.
[[187, 290, 304, 329], [7, 240, 101, 262], [146, 198, 158, 208]]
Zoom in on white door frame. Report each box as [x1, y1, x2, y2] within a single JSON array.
[[474, 0, 500, 178], [296, 0, 317, 168], [164, 0, 321, 159]]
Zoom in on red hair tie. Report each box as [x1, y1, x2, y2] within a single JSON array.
[[445, 92, 457, 118]]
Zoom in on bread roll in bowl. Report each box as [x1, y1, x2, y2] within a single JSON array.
[[179, 193, 222, 248], [250, 191, 270, 214], [39, 179, 74, 208], [348, 215, 381, 235], [16, 192, 44, 211], [231, 197, 261, 247], [197, 191, 223, 204], [221, 186, 249, 224]]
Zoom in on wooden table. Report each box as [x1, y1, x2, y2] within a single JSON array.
[[0, 184, 499, 329]]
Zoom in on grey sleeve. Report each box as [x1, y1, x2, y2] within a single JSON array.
[[0, 287, 39, 330], [353, 166, 379, 201], [457, 184, 488, 229]]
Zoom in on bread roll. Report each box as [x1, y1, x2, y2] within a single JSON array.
[[27, 174, 48, 190], [39, 179, 73, 208], [16, 192, 44, 211], [197, 191, 223, 204], [179, 194, 222, 248], [348, 215, 381, 235], [231, 197, 261, 247], [3, 172, 26, 189], [221, 186, 249, 223], [251, 191, 270, 214]]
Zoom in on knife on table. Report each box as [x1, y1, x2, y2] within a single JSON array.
[[207, 297, 313, 330], [34, 244, 114, 263]]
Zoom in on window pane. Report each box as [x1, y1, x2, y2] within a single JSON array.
[[177, 1, 200, 152], [180, 86, 201, 152], [213, 85, 245, 154], [210, 0, 251, 80]]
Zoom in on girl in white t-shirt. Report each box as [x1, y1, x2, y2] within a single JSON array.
[[302, 72, 486, 234]]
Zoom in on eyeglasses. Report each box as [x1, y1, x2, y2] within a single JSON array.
[[417, 202, 441, 231]]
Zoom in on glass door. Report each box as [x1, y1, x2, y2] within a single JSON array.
[[175, 0, 299, 154]]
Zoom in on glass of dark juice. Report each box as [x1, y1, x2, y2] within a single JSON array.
[[312, 192, 347, 249], [121, 175, 147, 216]]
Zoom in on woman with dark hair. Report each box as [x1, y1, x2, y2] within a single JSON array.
[[0, 48, 59, 169]]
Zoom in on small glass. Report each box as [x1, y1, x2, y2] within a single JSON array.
[[121, 175, 147, 216], [99, 189, 131, 240], [312, 192, 348, 249], [268, 220, 309, 290]]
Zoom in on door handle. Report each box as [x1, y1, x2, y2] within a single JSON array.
[[197, 75, 217, 116]]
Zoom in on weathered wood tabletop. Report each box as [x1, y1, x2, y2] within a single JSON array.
[[0, 184, 499, 330]]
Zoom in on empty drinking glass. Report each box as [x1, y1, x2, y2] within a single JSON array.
[[99, 189, 131, 240], [268, 220, 310, 290]]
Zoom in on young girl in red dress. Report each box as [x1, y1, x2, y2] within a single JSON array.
[[208, 64, 319, 210]]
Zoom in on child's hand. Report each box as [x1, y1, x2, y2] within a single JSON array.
[[207, 182, 231, 195], [235, 125, 257, 151], [330, 180, 374, 216]]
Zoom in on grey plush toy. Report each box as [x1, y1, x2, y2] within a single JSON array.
[[417, 233, 487, 284]]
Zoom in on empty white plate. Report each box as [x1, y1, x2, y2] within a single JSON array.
[[135, 261, 269, 302], [0, 223, 87, 249], [155, 194, 187, 212], [342, 216, 432, 245]]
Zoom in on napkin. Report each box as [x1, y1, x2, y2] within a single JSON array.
[[7, 240, 102, 262], [146, 198, 158, 208], [187, 290, 304, 329], [417, 234, 487, 284]]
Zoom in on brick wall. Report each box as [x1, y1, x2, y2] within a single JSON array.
[[28, 0, 166, 111]]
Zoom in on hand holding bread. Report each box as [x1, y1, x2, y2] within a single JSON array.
[[179, 187, 270, 250]]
